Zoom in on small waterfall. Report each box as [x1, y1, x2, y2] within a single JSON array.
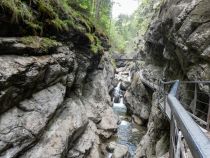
[[115, 82, 121, 95], [128, 71, 131, 82], [113, 82, 126, 110], [106, 69, 146, 158], [108, 153, 112, 158], [120, 97, 124, 104], [113, 82, 122, 103]]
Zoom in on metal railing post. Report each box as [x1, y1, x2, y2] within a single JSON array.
[[139, 73, 210, 157], [164, 84, 166, 113], [170, 114, 175, 158], [193, 83, 197, 115], [158, 80, 161, 105], [175, 131, 182, 158], [207, 92, 210, 131]]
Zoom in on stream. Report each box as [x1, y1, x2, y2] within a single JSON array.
[[106, 81, 146, 157]]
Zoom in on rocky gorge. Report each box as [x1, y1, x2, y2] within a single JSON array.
[[122, 0, 210, 157], [0, 1, 120, 157], [0, 37, 120, 157], [1, 0, 210, 158]]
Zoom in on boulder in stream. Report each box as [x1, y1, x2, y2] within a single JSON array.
[[107, 142, 130, 158]]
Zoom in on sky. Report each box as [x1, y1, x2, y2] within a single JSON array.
[[112, 0, 139, 19]]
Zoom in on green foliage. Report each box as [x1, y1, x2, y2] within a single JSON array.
[[0, 0, 96, 34], [85, 33, 103, 54], [109, 0, 162, 53], [71, 0, 112, 34], [0, 0, 113, 54], [0, 0, 34, 23], [111, 58, 117, 68]]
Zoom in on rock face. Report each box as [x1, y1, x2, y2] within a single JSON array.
[[130, 0, 210, 157], [124, 72, 151, 122], [107, 142, 130, 158], [144, 0, 210, 81], [135, 93, 169, 158], [0, 43, 75, 114], [21, 97, 88, 158], [0, 2, 116, 156], [0, 83, 66, 157], [0, 34, 117, 158]]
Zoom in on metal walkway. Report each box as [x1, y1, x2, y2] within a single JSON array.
[[139, 70, 210, 158]]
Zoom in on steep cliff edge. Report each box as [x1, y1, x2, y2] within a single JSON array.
[[144, 0, 210, 81], [124, 0, 210, 157], [0, 1, 117, 158]]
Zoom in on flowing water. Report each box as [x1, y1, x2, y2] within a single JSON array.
[[107, 82, 146, 157], [114, 82, 122, 97]]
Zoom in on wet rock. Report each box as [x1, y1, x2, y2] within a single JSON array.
[[106, 142, 115, 153], [114, 96, 121, 103], [132, 115, 143, 125], [116, 61, 127, 68], [112, 78, 119, 87], [0, 83, 66, 157], [98, 107, 118, 132], [132, 128, 139, 133], [121, 81, 131, 91], [116, 67, 127, 73], [107, 142, 130, 158]]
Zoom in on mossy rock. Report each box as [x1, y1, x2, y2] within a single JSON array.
[[20, 36, 61, 51], [0, 0, 108, 54], [0, 36, 61, 55]]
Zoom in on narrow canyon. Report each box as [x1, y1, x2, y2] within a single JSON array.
[[0, 0, 210, 158]]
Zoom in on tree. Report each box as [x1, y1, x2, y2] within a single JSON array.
[[70, 0, 112, 34]]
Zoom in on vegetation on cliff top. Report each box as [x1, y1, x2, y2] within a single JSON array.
[[110, 0, 161, 53], [0, 0, 160, 54], [0, 0, 112, 54]]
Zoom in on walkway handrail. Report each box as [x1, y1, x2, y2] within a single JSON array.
[[168, 81, 210, 158]]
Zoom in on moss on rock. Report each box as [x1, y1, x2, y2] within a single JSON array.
[[20, 36, 61, 52], [0, 0, 108, 54]]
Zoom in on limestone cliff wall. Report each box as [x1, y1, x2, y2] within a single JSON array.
[[126, 0, 210, 158], [145, 0, 210, 81], [0, 1, 117, 157], [0, 40, 118, 158]]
